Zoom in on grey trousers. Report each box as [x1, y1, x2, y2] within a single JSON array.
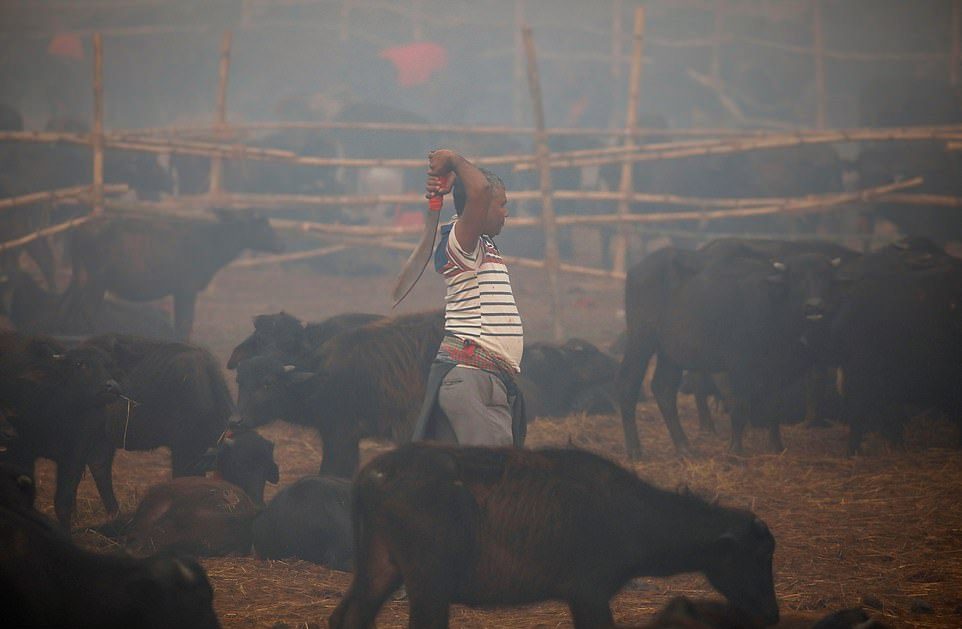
[[435, 365, 514, 447]]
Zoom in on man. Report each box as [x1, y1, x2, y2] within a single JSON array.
[[412, 149, 526, 447]]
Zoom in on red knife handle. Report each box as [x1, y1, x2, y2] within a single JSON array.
[[429, 194, 443, 211]]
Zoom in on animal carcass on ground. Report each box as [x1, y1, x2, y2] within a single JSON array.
[[235, 310, 444, 476], [330, 444, 779, 629], [251, 475, 353, 570], [69, 213, 282, 340]]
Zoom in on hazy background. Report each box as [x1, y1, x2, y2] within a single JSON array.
[[0, 0, 955, 133]]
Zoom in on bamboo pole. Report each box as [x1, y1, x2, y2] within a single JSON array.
[[0, 215, 97, 254], [208, 30, 233, 199], [952, 0, 961, 86], [611, 7, 645, 275], [522, 25, 564, 341], [229, 244, 350, 268], [91, 33, 105, 216], [812, 0, 826, 129], [0, 184, 127, 212], [513, 0, 526, 128], [711, 0, 726, 85]]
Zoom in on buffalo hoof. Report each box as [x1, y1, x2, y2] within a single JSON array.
[[624, 445, 644, 461]]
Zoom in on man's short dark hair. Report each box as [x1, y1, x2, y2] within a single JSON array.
[[453, 168, 505, 215]]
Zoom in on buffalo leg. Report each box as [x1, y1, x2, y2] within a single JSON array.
[[25, 237, 58, 291], [690, 371, 716, 434], [650, 356, 690, 453], [329, 529, 403, 629], [617, 336, 654, 460], [568, 596, 615, 629], [173, 291, 197, 341], [87, 444, 119, 518], [803, 367, 830, 427], [53, 454, 86, 527], [320, 431, 361, 478]]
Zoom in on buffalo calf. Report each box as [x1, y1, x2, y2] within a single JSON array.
[[113, 477, 257, 557], [330, 444, 779, 629], [252, 475, 353, 570]]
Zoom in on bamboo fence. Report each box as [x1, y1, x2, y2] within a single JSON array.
[[1, 4, 959, 319]]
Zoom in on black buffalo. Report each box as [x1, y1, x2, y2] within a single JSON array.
[[251, 475, 353, 570], [69, 213, 282, 340], [331, 444, 779, 629], [204, 426, 279, 506], [0, 332, 120, 526], [520, 338, 619, 418], [226, 311, 383, 370], [75, 335, 237, 520], [618, 245, 842, 457], [236, 310, 444, 476], [4, 270, 176, 340], [0, 465, 220, 629], [830, 240, 962, 453]]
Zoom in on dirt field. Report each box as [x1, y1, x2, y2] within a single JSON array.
[[31, 258, 962, 628]]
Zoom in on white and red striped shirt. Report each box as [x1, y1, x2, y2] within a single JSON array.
[[434, 220, 523, 372]]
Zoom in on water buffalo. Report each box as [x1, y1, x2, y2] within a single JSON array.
[[830, 241, 962, 453], [4, 270, 176, 340], [0, 467, 220, 629], [226, 311, 384, 370], [251, 475, 353, 570], [0, 332, 120, 526], [76, 335, 237, 519], [330, 444, 779, 629], [618, 246, 842, 457], [106, 477, 258, 558], [236, 310, 444, 476], [520, 338, 619, 417], [69, 213, 282, 340]]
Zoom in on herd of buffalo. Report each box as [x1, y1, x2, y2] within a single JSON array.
[[2, 209, 953, 627], [6, 79, 961, 629]]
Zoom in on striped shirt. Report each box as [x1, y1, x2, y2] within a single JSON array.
[[434, 219, 523, 372]]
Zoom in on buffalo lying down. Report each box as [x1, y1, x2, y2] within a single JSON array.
[[331, 444, 779, 629]]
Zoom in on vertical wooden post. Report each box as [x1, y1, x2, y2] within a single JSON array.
[[607, 0, 624, 131], [411, 0, 423, 41], [610, 0, 623, 81], [208, 30, 232, 199], [512, 0, 526, 128], [522, 26, 564, 342], [611, 7, 645, 276], [951, 0, 961, 86], [711, 0, 726, 85], [812, 0, 826, 129], [339, 0, 354, 42], [91, 33, 104, 216]]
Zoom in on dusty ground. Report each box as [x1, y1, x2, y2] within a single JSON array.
[[29, 253, 962, 628]]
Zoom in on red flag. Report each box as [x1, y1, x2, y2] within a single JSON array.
[[48, 32, 84, 61], [378, 42, 448, 87]]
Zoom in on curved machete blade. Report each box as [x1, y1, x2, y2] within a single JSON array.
[[391, 195, 443, 307]]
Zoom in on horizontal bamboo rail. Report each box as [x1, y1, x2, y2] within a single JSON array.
[[0, 215, 97, 254], [229, 243, 350, 268], [0, 184, 128, 211]]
